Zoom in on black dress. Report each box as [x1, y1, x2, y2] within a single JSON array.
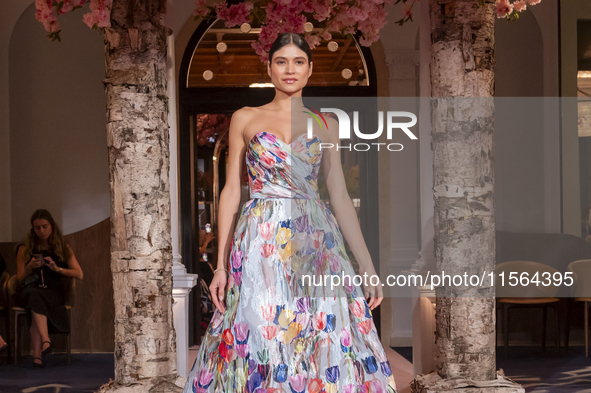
[[16, 249, 70, 333]]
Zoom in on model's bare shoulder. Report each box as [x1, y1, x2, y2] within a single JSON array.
[[231, 106, 257, 124], [229, 107, 256, 139]]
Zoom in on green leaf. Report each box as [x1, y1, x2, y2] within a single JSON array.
[[56, 1, 64, 12], [92, 22, 98, 30]]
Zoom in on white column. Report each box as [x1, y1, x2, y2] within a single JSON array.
[[167, 33, 198, 379], [410, 0, 437, 377], [383, 50, 420, 348]]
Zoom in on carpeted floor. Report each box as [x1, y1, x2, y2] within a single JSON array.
[[1, 347, 589, 392], [497, 346, 591, 392], [392, 346, 591, 392], [0, 353, 114, 393]]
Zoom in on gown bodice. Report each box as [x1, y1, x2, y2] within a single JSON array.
[[246, 131, 322, 199]]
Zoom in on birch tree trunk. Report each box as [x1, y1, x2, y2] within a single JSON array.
[[98, 0, 182, 391], [431, 0, 496, 381]]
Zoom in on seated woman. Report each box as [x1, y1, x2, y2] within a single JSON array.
[[16, 209, 83, 368]]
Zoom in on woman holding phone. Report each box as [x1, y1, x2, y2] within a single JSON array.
[[15, 209, 83, 368]]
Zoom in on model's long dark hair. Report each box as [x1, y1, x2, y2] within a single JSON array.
[[268, 33, 312, 63], [22, 209, 70, 262]]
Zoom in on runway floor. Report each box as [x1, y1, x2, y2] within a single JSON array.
[[0, 345, 588, 392]]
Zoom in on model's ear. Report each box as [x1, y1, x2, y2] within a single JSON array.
[[308, 61, 313, 78], [267, 61, 272, 79]]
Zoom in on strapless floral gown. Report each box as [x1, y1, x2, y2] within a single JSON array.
[[183, 131, 397, 393]]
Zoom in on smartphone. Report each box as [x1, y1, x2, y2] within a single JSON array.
[[205, 223, 211, 233], [33, 253, 44, 264]]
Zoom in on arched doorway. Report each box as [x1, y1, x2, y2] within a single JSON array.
[[179, 18, 380, 345]]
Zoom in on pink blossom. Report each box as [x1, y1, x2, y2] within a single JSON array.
[[526, 0, 542, 5], [348, 6, 368, 22], [216, 1, 253, 28], [496, 0, 514, 18], [305, 34, 321, 50], [321, 31, 332, 41], [313, 4, 331, 22], [83, 0, 112, 29], [194, 0, 209, 17], [59, 0, 74, 14], [403, 2, 413, 19], [302, 0, 315, 13], [284, 13, 306, 34], [513, 0, 527, 12]]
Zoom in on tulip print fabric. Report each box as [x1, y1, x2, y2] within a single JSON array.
[[183, 131, 397, 393]]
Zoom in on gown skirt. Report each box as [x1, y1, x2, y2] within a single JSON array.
[[183, 131, 397, 393]]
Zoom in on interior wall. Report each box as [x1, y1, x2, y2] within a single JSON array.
[[0, 0, 36, 242], [8, 3, 110, 241], [494, 7, 559, 234]]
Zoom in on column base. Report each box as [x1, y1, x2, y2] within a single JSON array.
[[172, 264, 198, 379], [410, 372, 524, 393], [98, 375, 186, 392]]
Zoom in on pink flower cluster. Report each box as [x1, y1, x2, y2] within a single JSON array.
[[196, 0, 395, 63], [35, 0, 112, 41], [35, 0, 65, 33], [215, 1, 254, 28], [82, 0, 112, 29], [496, 0, 543, 19]]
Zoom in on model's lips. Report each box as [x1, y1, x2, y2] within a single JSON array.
[[283, 78, 297, 84]]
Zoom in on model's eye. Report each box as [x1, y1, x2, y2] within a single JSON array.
[[297, 60, 304, 65], [277, 60, 285, 65]]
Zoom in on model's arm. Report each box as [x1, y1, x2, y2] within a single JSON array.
[[209, 108, 250, 313], [321, 118, 383, 309]]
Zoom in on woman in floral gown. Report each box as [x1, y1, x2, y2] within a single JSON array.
[[184, 33, 397, 393]]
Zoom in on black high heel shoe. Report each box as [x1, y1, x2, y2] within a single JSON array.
[[41, 341, 53, 359], [33, 357, 44, 368]]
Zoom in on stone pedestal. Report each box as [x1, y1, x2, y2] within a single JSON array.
[[172, 263, 198, 379], [411, 372, 524, 393]]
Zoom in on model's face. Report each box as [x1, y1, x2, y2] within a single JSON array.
[[33, 219, 52, 241], [268, 44, 313, 93]]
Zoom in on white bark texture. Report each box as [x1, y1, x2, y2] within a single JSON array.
[[430, 0, 497, 382], [98, 0, 181, 391]]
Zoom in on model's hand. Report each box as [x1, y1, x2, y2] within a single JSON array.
[[358, 263, 383, 310], [44, 256, 59, 272], [210, 270, 227, 313]]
